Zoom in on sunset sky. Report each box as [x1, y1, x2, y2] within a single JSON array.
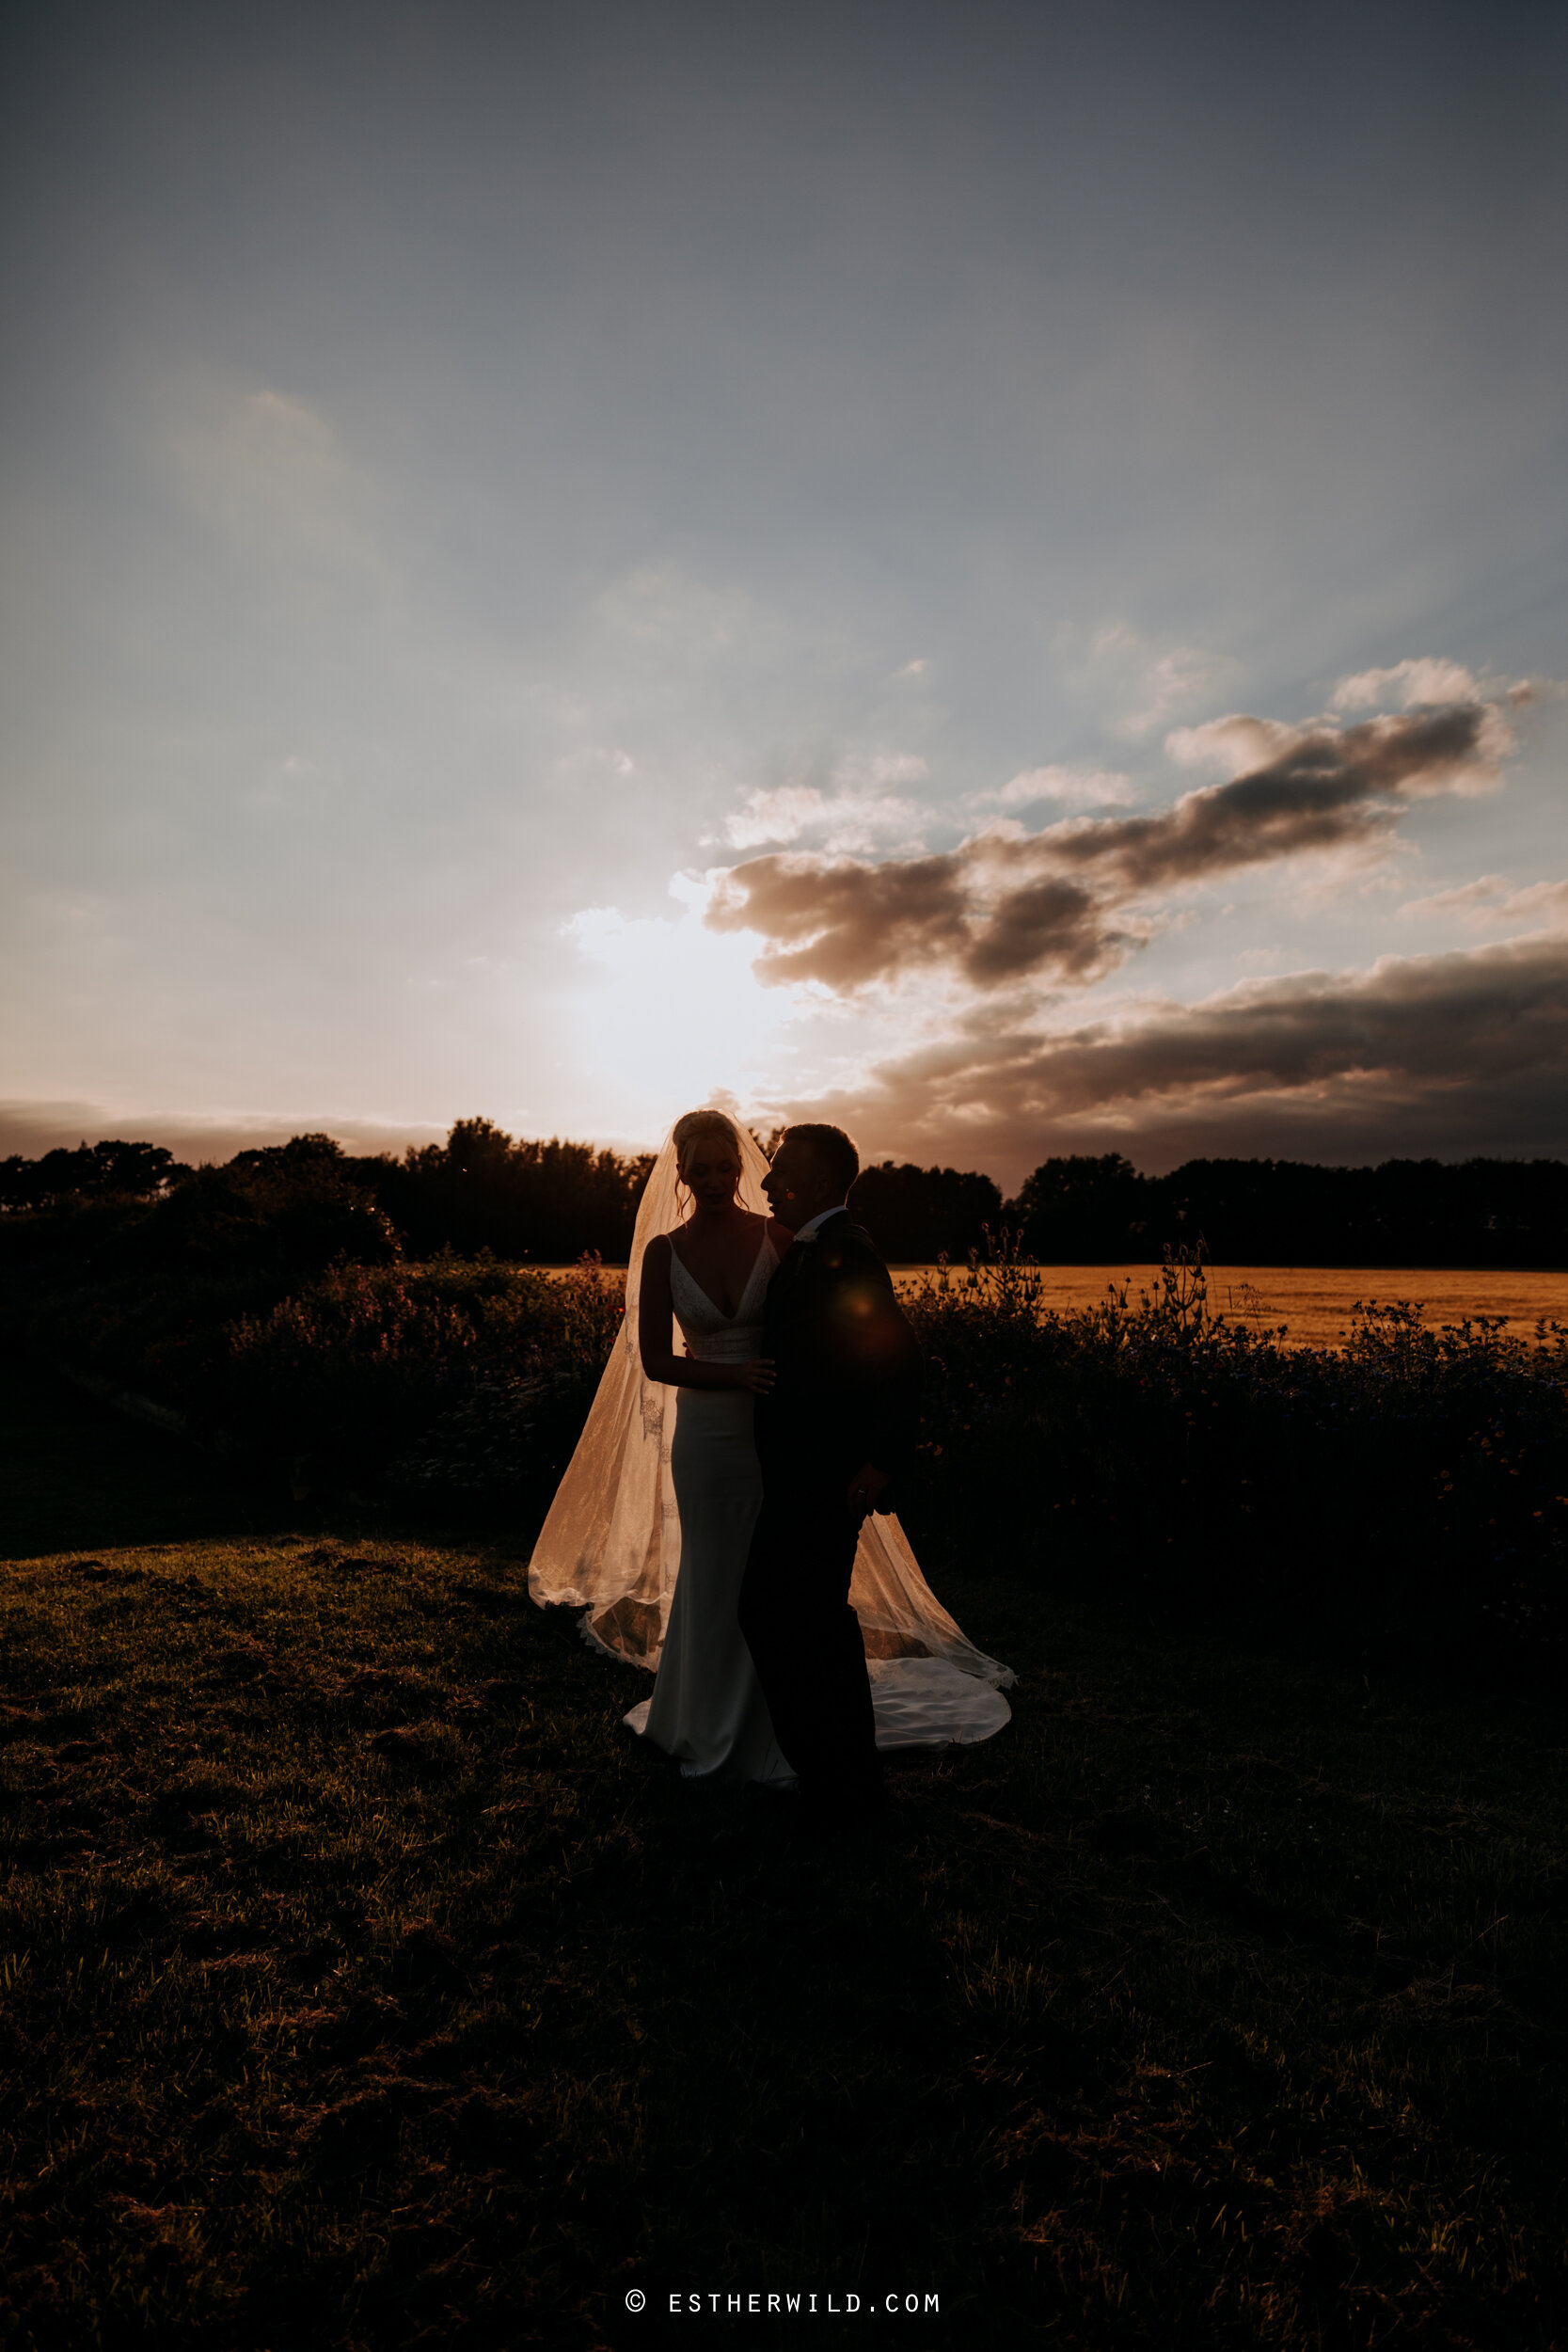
[[4, 0, 1565, 1188]]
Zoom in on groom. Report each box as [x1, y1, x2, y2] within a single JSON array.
[[739, 1122, 923, 1831]]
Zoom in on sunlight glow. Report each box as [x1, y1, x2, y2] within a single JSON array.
[[559, 876, 791, 1137]]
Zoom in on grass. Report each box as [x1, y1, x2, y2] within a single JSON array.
[[2, 1375, 1567, 2347], [0, 1359, 269, 1562]]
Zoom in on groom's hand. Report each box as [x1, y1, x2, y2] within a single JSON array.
[[847, 1461, 891, 1521]]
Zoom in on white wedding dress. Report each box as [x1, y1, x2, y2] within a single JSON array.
[[529, 1121, 1015, 1778], [624, 1230, 794, 1783]]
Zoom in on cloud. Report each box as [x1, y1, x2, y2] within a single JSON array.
[[756, 932, 1568, 1182], [1400, 874, 1568, 929], [1332, 657, 1481, 710], [977, 765, 1131, 811], [1048, 622, 1243, 740], [846, 752, 930, 788], [1122, 644, 1230, 733], [1164, 713, 1301, 777], [722, 784, 833, 847], [706, 685, 1523, 993], [708, 843, 1132, 990], [717, 751, 929, 851], [984, 934, 1568, 1120]]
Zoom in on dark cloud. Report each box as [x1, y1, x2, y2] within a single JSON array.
[[759, 933, 1568, 1185], [707, 850, 972, 988], [706, 698, 1516, 991], [1055, 704, 1506, 888], [705, 850, 1123, 989]]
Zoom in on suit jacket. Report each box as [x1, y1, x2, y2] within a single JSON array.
[[754, 1211, 923, 1501]]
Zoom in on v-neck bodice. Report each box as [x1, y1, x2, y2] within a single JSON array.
[[668, 1231, 777, 1362]]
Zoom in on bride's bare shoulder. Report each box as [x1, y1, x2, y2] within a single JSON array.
[[766, 1216, 794, 1254], [644, 1232, 674, 1264]]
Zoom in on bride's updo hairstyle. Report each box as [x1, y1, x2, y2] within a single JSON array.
[[671, 1109, 744, 1214], [672, 1108, 742, 1172]]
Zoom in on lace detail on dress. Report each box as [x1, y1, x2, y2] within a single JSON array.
[[668, 1232, 776, 1363]]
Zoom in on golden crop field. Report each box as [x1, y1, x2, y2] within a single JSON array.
[[892, 1263, 1568, 1350]]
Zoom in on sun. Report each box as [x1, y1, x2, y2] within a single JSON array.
[[559, 878, 790, 1136]]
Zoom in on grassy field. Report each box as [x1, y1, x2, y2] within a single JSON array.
[[3, 1367, 1567, 2348]]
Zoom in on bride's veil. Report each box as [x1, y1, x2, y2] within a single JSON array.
[[527, 1119, 730, 1665], [527, 1119, 1013, 1692]]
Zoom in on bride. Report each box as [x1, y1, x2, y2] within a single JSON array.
[[529, 1108, 1012, 1783], [633, 1108, 793, 1782]]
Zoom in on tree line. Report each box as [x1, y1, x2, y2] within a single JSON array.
[[2, 1127, 1564, 1267], [1008, 1152, 1568, 1269]]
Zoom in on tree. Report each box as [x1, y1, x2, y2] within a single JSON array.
[[848, 1162, 1004, 1261], [1006, 1154, 1147, 1261]]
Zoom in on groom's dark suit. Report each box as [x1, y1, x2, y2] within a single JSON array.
[[738, 1210, 923, 1813]]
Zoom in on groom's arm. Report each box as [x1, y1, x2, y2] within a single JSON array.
[[826, 1234, 923, 1509]]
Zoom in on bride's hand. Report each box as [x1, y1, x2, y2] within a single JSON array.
[[736, 1357, 776, 1393]]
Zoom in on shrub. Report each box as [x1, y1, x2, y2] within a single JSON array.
[[225, 1252, 623, 1497], [902, 1242, 1568, 1682]]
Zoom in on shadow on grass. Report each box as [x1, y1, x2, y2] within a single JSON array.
[[0, 1357, 279, 1562]]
